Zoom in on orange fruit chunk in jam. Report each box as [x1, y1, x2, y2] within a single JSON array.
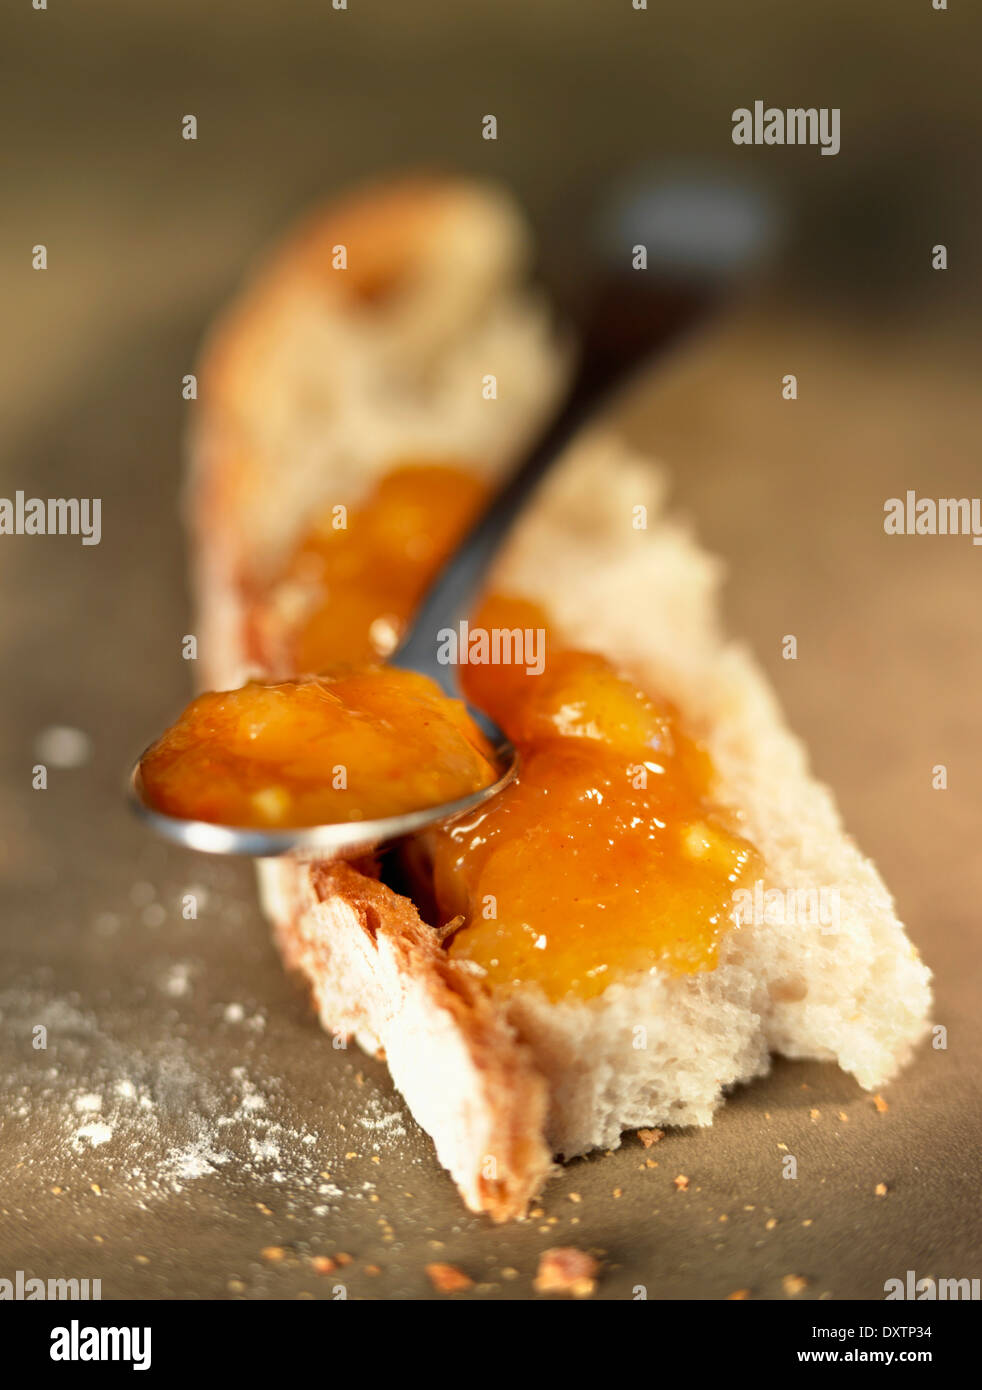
[[251, 463, 488, 672], [431, 595, 759, 1001], [138, 667, 499, 829]]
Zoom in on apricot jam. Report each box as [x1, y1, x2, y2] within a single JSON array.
[[250, 463, 488, 673], [138, 667, 499, 829], [430, 596, 759, 1001], [158, 458, 760, 1001]]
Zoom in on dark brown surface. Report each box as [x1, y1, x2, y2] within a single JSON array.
[[1, 0, 980, 1301]]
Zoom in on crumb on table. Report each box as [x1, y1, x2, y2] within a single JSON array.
[[425, 1262, 474, 1293], [533, 1247, 599, 1298]]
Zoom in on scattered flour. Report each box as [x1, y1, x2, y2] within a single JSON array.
[[222, 1002, 265, 1030], [161, 962, 192, 998], [73, 1121, 113, 1149], [1, 984, 413, 1219], [34, 725, 92, 769], [357, 1107, 408, 1142]]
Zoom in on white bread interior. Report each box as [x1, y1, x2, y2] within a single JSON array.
[[461, 438, 932, 1156], [189, 177, 932, 1220]]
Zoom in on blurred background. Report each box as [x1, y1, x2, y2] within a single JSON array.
[[1, 0, 980, 1300], [3, 0, 981, 438]]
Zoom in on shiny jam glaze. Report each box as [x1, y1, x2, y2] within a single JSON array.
[[181, 462, 759, 999], [429, 595, 759, 1000], [138, 667, 499, 829], [249, 462, 488, 672]]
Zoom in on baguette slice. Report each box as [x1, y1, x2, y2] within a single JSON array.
[[189, 177, 932, 1221]]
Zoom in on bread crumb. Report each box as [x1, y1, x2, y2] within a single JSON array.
[[364, 1264, 381, 1276], [809, 1108, 821, 1121], [728, 1289, 751, 1300], [612, 1187, 623, 1198], [568, 1192, 582, 1203], [874, 1183, 889, 1197], [309, 1256, 337, 1274], [782, 1274, 809, 1296], [838, 1111, 849, 1122], [426, 1262, 473, 1293], [765, 1218, 778, 1230], [673, 1174, 690, 1191], [227, 1278, 246, 1294], [334, 1252, 353, 1266], [261, 1246, 286, 1263], [533, 1247, 598, 1298], [500, 1267, 519, 1280], [638, 1128, 664, 1148], [873, 1094, 889, 1113]]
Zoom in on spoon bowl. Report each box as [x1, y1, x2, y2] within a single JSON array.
[[128, 713, 517, 860]]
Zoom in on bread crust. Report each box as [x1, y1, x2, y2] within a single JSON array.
[[260, 859, 553, 1220]]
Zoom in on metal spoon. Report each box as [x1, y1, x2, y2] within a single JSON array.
[[129, 174, 777, 858]]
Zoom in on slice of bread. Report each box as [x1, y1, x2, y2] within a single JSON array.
[[189, 176, 932, 1222], [188, 174, 568, 691]]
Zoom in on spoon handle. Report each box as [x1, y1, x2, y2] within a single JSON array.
[[391, 279, 715, 692]]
